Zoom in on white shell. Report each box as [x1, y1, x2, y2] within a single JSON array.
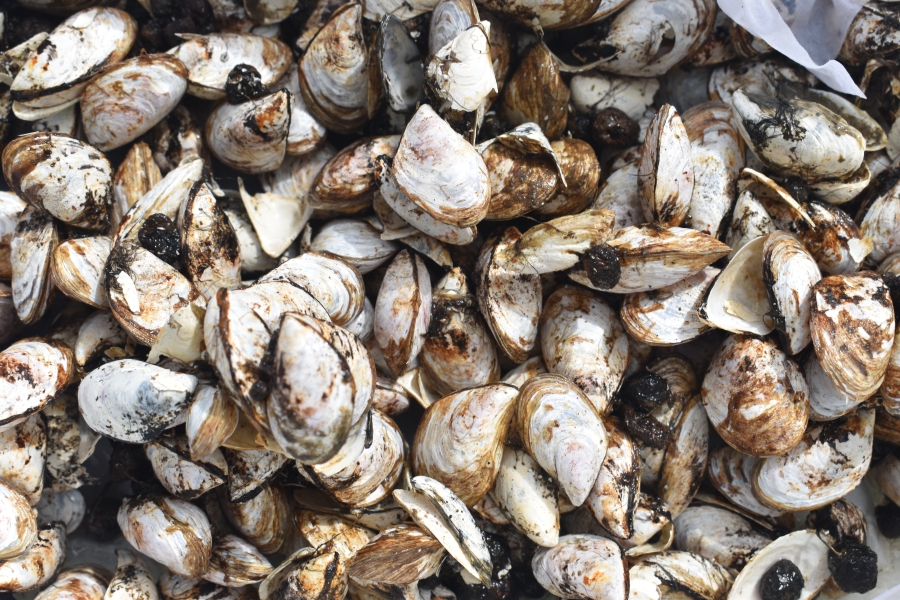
[[78, 360, 198, 443], [206, 90, 291, 174], [34, 565, 109, 600], [374, 250, 431, 375], [179, 182, 241, 301], [0, 414, 45, 505], [426, 22, 497, 114], [728, 530, 830, 600], [492, 446, 559, 547], [0, 523, 65, 592], [204, 533, 273, 586], [532, 534, 627, 600], [700, 234, 772, 335], [273, 65, 326, 156], [118, 494, 213, 577], [10, 205, 56, 324], [105, 550, 157, 600], [309, 219, 398, 275], [763, 230, 820, 355], [146, 435, 227, 499], [0, 339, 73, 432], [673, 505, 771, 569], [707, 446, 786, 518], [0, 482, 37, 560], [51, 236, 111, 309], [638, 104, 694, 227], [81, 53, 188, 151], [10, 8, 136, 114], [34, 489, 85, 533], [169, 33, 292, 100]]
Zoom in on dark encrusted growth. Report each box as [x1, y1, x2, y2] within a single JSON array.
[[592, 107, 639, 147], [581, 243, 621, 290], [138, 213, 181, 264], [225, 64, 268, 105], [828, 540, 878, 594], [759, 559, 804, 600]]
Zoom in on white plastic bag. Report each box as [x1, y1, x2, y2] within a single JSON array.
[[718, 0, 867, 96]]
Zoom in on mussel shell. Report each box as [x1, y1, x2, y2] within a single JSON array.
[[585, 420, 640, 540], [310, 136, 400, 214], [0, 523, 66, 592], [762, 230, 820, 355], [0, 414, 45, 505], [707, 445, 786, 518], [481, 143, 558, 220], [638, 104, 693, 227], [206, 90, 291, 174], [492, 445, 560, 547], [0, 192, 25, 279], [220, 484, 289, 554]]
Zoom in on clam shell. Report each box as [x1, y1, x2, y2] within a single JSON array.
[[3, 133, 111, 230], [476, 227, 541, 363], [302, 410, 404, 508], [111, 142, 161, 232], [273, 64, 326, 156], [491, 445, 559, 547], [0, 523, 65, 592], [494, 210, 615, 275], [673, 505, 771, 569], [204, 281, 329, 428], [43, 394, 96, 491], [805, 352, 861, 422], [10, 8, 136, 114], [105, 241, 203, 347], [753, 408, 874, 511], [259, 252, 365, 326], [51, 236, 111, 309], [0, 192, 25, 279], [0, 339, 73, 432], [347, 524, 444, 598], [82, 53, 188, 151], [421, 269, 500, 395], [571, 226, 730, 294], [579, 0, 715, 77], [476, 0, 599, 29], [0, 414, 45, 505], [482, 142, 558, 220], [788, 199, 869, 275], [78, 360, 198, 443], [657, 395, 708, 519], [412, 383, 517, 506], [592, 161, 643, 229], [169, 33, 292, 100], [725, 189, 775, 260], [205, 533, 272, 586], [186, 386, 239, 462], [224, 448, 287, 503], [857, 167, 900, 265], [377, 158, 477, 245], [731, 90, 866, 181], [150, 105, 207, 172], [35, 489, 85, 533], [379, 15, 426, 115], [728, 530, 829, 600], [428, 0, 478, 57], [540, 285, 629, 415], [707, 445, 786, 518], [516, 374, 607, 507], [10, 205, 56, 324], [373, 250, 431, 375], [498, 43, 568, 139], [701, 334, 809, 457], [309, 219, 398, 275], [146, 435, 227, 500], [33, 565, 110, 600], [534, 138, 601, 218], [699, 235, 772, 335], [393, 476, 492, 585], [810, 273, 895, 402], [628, 550, 732, 600], [763, 230, 821, 355], [621, 266, 718, 346], [681, 101, 745, 237], [392, 104, 490, 228], [180, 182, 241, 301], [707, 58, 816, 105], [268, 313, 356, 464], [0, 482, 37, 560], [119, 494, 213, 577], [426, 22, 496, 116], [105, 551, 156, 600], [585, 420, 640, 539], [570, 72, 659, 121], [298, 3, 368, 133], [532, 534, 627, 600], [638, 104, 693, 227], [206, 90, 291, 174], [311, 136, 400, 214], [220, 484, 289, 554], [259, 542, 346, 600]]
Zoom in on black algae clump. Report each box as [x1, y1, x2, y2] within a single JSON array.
[[581, 243, 621, 290], [225, 64, 268, 105], [592, 107, 639, 147], [138, 213, 181, 264], [620, 371, 670, 412], [828, 540, 878, 594], [759, 559, 804, 600], [616, 370, 674, 449], [876, 502, 900, 538]]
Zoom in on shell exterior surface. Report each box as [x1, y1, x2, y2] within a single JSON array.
[[82, 53, 188, 151], [206, 90, 291, 174], [810, 273, 895, 403], [0, 523, 66, 592], [0, 339, 73, 431], [516, 374, 608, 507], [498, 43, 569, 139], [51, 236, 111, 309], [763, 230, 821, 355], [673, 505, 771, 569], [586, 420, 640, 540], [373, 250, 431, 376], [11, 205, 56, 324], [10, 8, 137, 112], [638, 104, 694, 227], [412, 383, 518, 506], [0, 482, 37, 560], [492, 445, 560, 547], [531, 534, 628, 600], [701, 334, 808, 457], [0, 414, 45, 505]]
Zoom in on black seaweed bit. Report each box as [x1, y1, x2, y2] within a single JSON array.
[[828, 540, 878, 594], [782, 176, 808, 204], [581, 244, 621, 290], [225, 64, 269, 105], [138, 213, 181, 264], [620, 371, 671, 412], [591, 107, 639, 147], [759, 559, 804, 600], [445, 533, 515, 600], [876, 502, 900, 539], [741, 96, 807, 150], [620, 404, 672, 449]]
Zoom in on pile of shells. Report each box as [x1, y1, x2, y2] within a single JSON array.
[[1, 0, 900, 600]]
